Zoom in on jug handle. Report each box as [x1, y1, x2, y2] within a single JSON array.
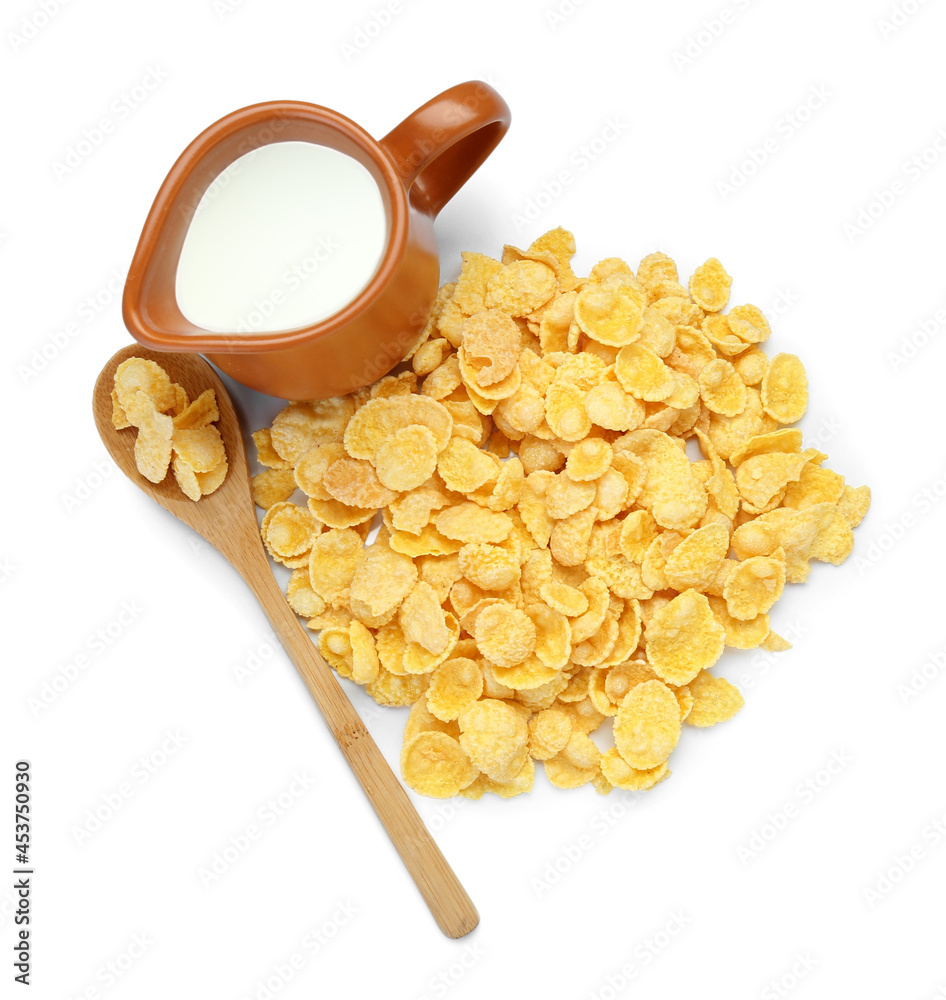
[[380, 81, 511, 219]]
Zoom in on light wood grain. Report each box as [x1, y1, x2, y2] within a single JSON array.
[[93, 345, 479, 939]]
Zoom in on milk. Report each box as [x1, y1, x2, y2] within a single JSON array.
[[175, 141, 387, 334]]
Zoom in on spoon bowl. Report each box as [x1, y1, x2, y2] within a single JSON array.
[[93, 345, 255, 550], [93, 344, 479, 939]]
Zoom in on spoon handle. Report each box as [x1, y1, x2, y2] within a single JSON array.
[[232, 539, 479, 939]]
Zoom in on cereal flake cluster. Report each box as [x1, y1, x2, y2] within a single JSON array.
[[111, 357, 227, 499], [250, 228, 870, 799]]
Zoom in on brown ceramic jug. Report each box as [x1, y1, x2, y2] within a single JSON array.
[[122, 81, 510, 399]]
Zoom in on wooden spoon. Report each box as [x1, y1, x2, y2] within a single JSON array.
[[93, 344, 479, 939]]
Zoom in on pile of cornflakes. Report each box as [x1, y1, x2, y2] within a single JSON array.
[[250, 229, 870, 799], [111, 357, 227, 499]]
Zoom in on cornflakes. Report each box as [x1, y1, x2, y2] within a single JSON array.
[[374, 425, 439, 492], [247, 230, 869, 800], [688, 258, 732, 313], [401, 732, 478, 798], [575, 276, 644, 347], [761, 352, 808, 424], [645, 589, 725, 685], [426, 657, 484, 721], [112, 359, 226, 497], [613, 679, 681, 770], [472, 601, 536, 668], [458, 699, 529, 780], [685, 671, 745, 727]]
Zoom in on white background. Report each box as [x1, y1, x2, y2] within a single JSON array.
[[3, 0, 945, 997]]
